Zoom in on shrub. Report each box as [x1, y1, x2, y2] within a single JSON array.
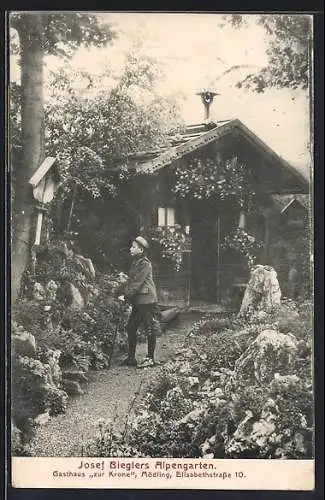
[[87, 299, 313, 459], [11, 262, 131, 451], [11, 354, 68, 427]]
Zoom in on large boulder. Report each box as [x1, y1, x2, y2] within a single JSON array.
[[225, 405, 278, 458], [232, 329, 298, 386], [239, 265, 281, 317], [12, 331, 36, 358]]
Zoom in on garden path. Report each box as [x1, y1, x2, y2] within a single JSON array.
[[30, 312, 200, 456]]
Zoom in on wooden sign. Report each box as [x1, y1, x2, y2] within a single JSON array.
[[28, 157, 59, 245], [33, 172, 56, 204], [29, 157, 56, 188]]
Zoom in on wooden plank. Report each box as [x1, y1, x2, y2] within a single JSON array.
[[138, 121, 235, 174], [34, 212, 44, 245], [29, 157, 56, 188]]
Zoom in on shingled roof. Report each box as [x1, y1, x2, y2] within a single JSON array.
[[125, 118, 309, 194]]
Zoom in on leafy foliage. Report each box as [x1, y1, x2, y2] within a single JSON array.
[[45, 61, 183, 199], [173, 154, 255, 209], [87, 301, 313, 459], [11, 349, 68, 426], [226, 14, 311, 91], [222, 228, 263, 268], [146, 225, 190, 271], [11, 244, 132, 453], [10, 12, 117, 57]]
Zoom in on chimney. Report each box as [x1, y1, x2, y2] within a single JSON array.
[[196, 90, 220, 123]]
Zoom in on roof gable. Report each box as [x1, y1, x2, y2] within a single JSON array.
[[136, 119, 308, 194]]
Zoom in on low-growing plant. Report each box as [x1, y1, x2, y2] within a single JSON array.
[[87, 299, 313, 459]]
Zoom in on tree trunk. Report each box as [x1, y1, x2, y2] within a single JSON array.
[[11, 14, 45, 304]]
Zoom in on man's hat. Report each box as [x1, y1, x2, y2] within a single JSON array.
[[135, 236, 149, 249]]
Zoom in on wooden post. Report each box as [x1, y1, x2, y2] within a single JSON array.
[[263, 211, 271, 264], [66, 182, 78, 233], [33, 173, 48, 246], [238, 210, 246, 229], [34, 211, 44, 245]]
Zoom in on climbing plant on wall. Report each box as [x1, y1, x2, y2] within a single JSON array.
[[222, 228, 263, 269], [145, 225, 190, 272], [173, 154, 256, 209]]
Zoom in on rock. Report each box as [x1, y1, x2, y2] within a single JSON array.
[[226, 408, 277, 457], [32, 282, 45, 301], [13, 331, 36, 357], [42, 349, 62, 387], [11, 424, 23, 454], [69, 284, 84, 309], [62, 370, 88, 383], [61, 379, 84, 395], [34, 411, 50, 426], [250, 413, 276, 448], [239, 265, 281, 317], [165, 386, 185, 406], [82, 312, 96, 324], [179, 407, 206, 427], [45, 280, 58, 301], [187, 376, 200, 389], [214, 388, 224, 398], [178, 361, 192, 376], [75, 254, 96, 280], [233, 329, 298, 385]]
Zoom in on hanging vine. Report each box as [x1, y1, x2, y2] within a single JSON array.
[[145, 225, 190, 272], [222, 228, 263, 269]]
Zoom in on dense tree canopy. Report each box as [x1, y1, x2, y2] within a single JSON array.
[[10, 12, 117, 57], [10, 12, 117, 303], [226, 14, 312, 92]]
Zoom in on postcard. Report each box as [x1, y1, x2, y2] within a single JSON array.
[[9, 11, 314, 491]]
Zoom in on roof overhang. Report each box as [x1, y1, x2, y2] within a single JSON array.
[[136, 119, 309, 194]]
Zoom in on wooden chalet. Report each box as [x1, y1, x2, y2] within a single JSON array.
[[117, 92, 309, 307]]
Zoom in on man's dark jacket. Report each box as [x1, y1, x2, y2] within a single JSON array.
[[124, 255, 158, 305]]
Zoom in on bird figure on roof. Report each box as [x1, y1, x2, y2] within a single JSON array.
[[196, 89, 220, 122]]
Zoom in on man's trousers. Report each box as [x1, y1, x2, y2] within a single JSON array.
[[126, 303, 161, 359]]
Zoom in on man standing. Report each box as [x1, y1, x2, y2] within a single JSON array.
[[119, 236, 160, 368]]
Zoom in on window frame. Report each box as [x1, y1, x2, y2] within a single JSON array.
[[157, 206, 176, 227]]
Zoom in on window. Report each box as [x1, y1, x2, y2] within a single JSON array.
[[158, 207, 175, 227]]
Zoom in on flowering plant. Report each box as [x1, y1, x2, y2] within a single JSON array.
[[173, 155, 255, 209], [148, 224, 190, 271], [222, 228, 263, 268]]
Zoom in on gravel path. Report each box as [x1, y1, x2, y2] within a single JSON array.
[[30, 313, 199, 457]]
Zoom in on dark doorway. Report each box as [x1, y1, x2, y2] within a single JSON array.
[[190, 201, 221, 303]]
